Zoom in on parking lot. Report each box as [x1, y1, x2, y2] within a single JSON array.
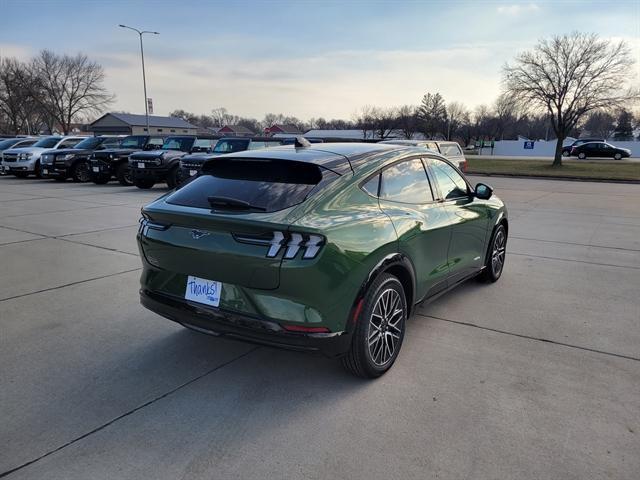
[[1, 175, 639, 479]]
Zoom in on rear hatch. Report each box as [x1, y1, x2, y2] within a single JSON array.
[[139, 157, 339, 290]]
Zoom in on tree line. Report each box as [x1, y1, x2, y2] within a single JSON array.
[[2, 33, 638, 168], [170, 96, 639, 144], [0, 50, 113, 135]]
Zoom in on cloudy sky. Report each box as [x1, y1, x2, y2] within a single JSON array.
[[1, 0, 638, 121]]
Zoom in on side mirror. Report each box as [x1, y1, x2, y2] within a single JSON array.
[[474, 183, 493, 200]]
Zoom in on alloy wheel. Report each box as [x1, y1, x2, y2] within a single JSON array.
[[75, 161, 91, 182], [491, 229, 506, 277], [367, 288, 404, 367]]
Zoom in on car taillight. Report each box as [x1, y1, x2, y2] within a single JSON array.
[[138, 215, 170, 236], [233, 231, 325, 259]]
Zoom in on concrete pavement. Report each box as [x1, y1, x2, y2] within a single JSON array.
[[1, 175, 638, 479]]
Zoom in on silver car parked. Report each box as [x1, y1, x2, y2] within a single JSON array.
[[1, 136, 84, 178], [380, 139, 467, 172]]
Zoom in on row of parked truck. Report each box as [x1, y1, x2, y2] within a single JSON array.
[[0, 134, 468, 189]]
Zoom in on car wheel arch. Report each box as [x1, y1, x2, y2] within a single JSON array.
[[352, 253, 416, 325]]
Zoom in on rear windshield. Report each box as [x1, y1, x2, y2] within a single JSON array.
[[166, 158, 326, 213]]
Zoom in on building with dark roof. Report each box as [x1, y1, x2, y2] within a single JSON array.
[[89, 113, 198, 136], [266, 124, 301, 135], [217, 125, 255, 137]]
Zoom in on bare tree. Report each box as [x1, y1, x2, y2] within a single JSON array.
[[370, 107, 398, 139], [0, 58, 35, 134], [445, 101, 469, 140], [503, 32, 638, 166], [211, 107, 239, 127], [353, 105, 376, 139], [22, 50, 114, 134], [493, 93, 523, 140], [396, 105, 418, 139]]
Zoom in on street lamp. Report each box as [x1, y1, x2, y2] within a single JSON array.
[[119, 24, 159, 133]]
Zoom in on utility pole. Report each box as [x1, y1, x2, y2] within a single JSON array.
[[118, 25, 159, 133]]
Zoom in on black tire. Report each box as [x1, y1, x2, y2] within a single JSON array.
[[34, 161, 42, 179], [134, 178, 155, 189], [54, 177, 66, 182], [578, 152, 586, 160], [13, 171, 29, 178], [166, 166, 180, 189], [92, 175, 109, 185], [342, 273, 407, 378], [478, 223, 507, 283], [614, 153, 622, 160], [562, 150, 570, 157], [116, 163, 133, 186], [71, 160, 91, 182]]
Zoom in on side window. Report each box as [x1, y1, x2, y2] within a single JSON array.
[[429, 158, 469, 200], [441, 144, 462, 156], [426, 142, 439, 152], [59, 139, 80, 148], [379, 159, 433, 203], [248, 142, 267, 150], [103, 139, 120, 148], [361, 174, 380, 197], [149, 138, 164, 147]]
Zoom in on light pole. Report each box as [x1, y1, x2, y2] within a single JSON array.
[[119, 25, 159, 133]]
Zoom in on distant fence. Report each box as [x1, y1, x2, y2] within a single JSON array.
[[478, 140, 638, 157]]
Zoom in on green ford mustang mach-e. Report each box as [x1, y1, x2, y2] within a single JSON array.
[[137, 142, 508, 378]]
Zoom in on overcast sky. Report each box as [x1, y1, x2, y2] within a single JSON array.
[[1, 0, 639, 121]]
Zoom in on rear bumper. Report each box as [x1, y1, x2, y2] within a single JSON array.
[[140, 289, 353, 357]]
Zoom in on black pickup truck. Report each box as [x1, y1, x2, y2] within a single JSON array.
[[40, 136, 122, 182], [178, 137, 283, 186], [89, 135, 165, 185], [129, 136, 217, 189]]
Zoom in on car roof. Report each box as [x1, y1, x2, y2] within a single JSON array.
[[208, 142, 405, 174], [380, 140, 425, 146]]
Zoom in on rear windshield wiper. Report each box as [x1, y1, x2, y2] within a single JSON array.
[[207, 196, 266, 211]]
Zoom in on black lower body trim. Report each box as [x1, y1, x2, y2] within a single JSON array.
[[140, 290, 352, 357]]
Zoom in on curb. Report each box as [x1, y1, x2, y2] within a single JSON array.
[[466, 171, 640, 185]]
